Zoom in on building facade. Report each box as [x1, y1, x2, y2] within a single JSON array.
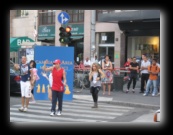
[[10, 10, 160, 67]]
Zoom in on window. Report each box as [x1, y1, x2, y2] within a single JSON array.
[[63, 10, 84, 23], [96, 10, 115, 21], [16, 10, 29, 17], [39, 10, 55, 25], [99, 32, 115, 44]]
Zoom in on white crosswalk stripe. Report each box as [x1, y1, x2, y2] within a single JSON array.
[[10, 100, 134, 123]]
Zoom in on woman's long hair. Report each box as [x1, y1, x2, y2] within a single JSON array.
[[29, 60, 36, 68], [91, 63, 99, 72]]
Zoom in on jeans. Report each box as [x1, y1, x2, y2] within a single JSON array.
[[145, 79, 158, 95], [51, 90, 63, 112]]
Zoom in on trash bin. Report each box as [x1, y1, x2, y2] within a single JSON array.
[[113, 74, 124, 91]]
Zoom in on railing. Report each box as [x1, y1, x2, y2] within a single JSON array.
[[73, 66, 91, 92]]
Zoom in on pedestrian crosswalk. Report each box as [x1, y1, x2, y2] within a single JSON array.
[[10, 100, 135, 123]]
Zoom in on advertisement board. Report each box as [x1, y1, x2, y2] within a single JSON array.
[[34, 46, 74, 101]]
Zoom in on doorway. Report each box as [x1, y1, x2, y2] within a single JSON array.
[[98, 45, 114, 65]]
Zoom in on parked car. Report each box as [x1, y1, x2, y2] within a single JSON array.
[[153, 109, 160, 122], [10, 68, 21, 93]]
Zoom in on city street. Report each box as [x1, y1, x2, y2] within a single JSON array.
[[10, 94, 157, 123]]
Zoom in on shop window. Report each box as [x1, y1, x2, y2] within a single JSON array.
[[99, 32, 115, 44], [39, 10, 55, 25], [127, 36, 160, 59]]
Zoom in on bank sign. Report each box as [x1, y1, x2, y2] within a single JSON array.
[[34, 46, 74, 101], [38, 26, 55, 40]]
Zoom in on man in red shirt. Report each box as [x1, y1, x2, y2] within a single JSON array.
[[43, 59, 66, 116]]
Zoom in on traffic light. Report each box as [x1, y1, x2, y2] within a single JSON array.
[[59, 26, 72, 44]]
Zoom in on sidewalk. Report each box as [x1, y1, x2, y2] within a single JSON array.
[[73, 79, 160, 110]]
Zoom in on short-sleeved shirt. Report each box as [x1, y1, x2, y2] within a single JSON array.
[[148, 65, 160, 80], [130, 62, 139, 74], [20, 63, 31, 82]]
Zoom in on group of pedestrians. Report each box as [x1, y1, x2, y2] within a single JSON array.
[[14, 56, 66, 116], [124, 54, 160, 96], [14, 56, 39, 112], [13, 53, 160, 117]]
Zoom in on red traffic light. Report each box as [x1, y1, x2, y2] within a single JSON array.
[[65, 26, 71, 33]]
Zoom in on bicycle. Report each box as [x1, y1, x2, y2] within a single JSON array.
[[73, 67, 90, 93]]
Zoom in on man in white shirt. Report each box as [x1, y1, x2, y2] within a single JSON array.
[[84, 57, 91, 67], [140, 55, 151, 93]]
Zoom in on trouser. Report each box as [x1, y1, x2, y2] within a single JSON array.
[[140, 73, 149, 92], [127, 74, 137, 89], [145, 79, 158, 95], [90, 86, 101, 103], [51, 90, 63, 112]]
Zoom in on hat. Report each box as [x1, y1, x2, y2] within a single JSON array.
[[53, 59, 61, 64]]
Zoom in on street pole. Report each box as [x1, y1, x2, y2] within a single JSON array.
[[34, 16, 37, 42], [90, 10, 96, 63]]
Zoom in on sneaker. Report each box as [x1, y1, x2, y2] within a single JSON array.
[[132, 89, 135, 93], [18, 107, 24, 112], [29, 100, 36, 104], [23, 107, 28, 112], [152, 94, 156, 96], [143, 93, 148, 96], [56, 111, 62, 116], [126, 89, 129, 93], [50, 111, 55, 116], [139, 91, 144, 93]]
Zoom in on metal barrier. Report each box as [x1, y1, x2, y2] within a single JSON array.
[[73, 67, 90, 92]]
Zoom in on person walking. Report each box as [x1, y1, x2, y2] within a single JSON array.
[[89, 63, 105, 108], [101, 55, 113, 96], [42, 59, 66, 116], [14, 56, 31, 112], [126, 57, 139, 93], [29, 60, 39, 104], [143, 59, 160, 96]]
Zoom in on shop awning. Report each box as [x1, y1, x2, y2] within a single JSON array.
[[71, 35, 83, 40], [10, 37, 34, 52]]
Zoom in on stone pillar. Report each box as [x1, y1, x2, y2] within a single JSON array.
[[83, 10, 91, 60], [55, 10, 63, 46], [114, 30, 121, 68]]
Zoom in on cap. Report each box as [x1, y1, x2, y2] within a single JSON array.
[[53, 59, 61, 64]]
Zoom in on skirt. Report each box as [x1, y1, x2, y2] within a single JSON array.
[[102, 70, 113, 84]]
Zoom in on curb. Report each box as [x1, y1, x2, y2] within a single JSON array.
[[104, 101, 160, 110], [73, 98, 160, 110]]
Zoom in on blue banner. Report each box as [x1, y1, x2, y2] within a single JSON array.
[[34, 46, 74, 101]]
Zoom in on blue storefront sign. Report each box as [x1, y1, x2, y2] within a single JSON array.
[[34, 46, 74, 101]]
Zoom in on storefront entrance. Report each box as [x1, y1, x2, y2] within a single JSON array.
[[98, 45, 114, 67]]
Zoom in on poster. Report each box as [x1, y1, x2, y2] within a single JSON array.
[[34, 46, 74, 101], [26, 48, 34, 63]]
